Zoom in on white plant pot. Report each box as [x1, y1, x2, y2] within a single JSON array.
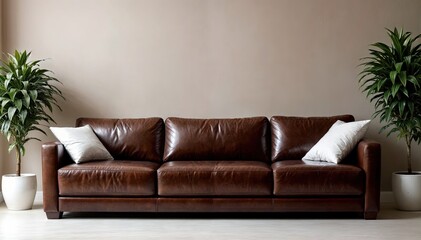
[[1, 174, 37, 211], [392, 171, 421, 211]]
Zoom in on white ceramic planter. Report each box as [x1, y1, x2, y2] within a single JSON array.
[[392, 171, 421, 211], [1, 174, 37, 211]]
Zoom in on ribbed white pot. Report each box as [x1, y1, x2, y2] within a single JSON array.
[[1, 174, 37, 211], [392, 171, 421, 211]]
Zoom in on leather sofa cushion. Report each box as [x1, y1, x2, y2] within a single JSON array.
[[76, 118, 164, 162], [163, 117, 270, 162], [157, 161, 272, 196], [270, 115, 354, 161], [58, 161, 159, 196], [272, 160, 364, 196]]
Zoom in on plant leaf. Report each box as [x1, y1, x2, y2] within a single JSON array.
[[399, 71, 407, 86], [15, 99, 23, 111], [390, 71, 397, 84], [7, 107, 17, 120], [392, 84, 400, 97], [395, 62, 403, 73]]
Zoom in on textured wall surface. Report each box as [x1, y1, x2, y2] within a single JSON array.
[[1, 0, 421, 190]]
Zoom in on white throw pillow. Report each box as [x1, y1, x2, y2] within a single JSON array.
[[50, 125, 114, 164], [302, 120, 371, 163]]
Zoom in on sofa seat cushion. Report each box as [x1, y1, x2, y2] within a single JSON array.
[[157, 161, 272, 196], [58, 160, 159, 196], [272, 160, 364, 196]]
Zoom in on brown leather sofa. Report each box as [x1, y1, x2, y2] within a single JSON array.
[[42, 115, 381, 220]]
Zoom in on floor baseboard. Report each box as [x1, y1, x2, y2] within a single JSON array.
[[381, 191, 394, 204]]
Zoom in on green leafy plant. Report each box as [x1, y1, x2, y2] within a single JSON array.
[[359, 28, 421, 174], [0, 50, 64, 176]]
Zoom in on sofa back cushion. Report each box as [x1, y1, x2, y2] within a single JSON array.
[[163, 117, 270, 162], [270, 115, 354, 162], [76, 118, 164, 162]]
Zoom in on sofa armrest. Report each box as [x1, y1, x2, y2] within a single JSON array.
[[357, 139, 381, 219], [42, 142, 71, 219]]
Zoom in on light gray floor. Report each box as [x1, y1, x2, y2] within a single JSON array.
[[1, 194, 420, 240]]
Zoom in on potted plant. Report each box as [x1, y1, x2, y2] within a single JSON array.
[[0, 50, 64, 210], [359, 28, 421, 210]]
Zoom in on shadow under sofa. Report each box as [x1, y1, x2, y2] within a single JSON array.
[[42, 115, 381, 220]]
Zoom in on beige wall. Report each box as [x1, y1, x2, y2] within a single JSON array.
[[1, 0, 421, 191]]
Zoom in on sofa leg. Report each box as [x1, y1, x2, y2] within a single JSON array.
[[46, 212, 63, 219], [364, 212, 377, 220]]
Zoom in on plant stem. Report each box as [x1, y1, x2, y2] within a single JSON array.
[[16, 149, 21, 177], [406, 137, 412, 174]]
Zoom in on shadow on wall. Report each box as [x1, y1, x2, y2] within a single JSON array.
[[53, 85, 104, 126]]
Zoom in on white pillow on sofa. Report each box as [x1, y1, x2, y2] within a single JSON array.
[[50, 125, 114, 164], [302, 120, 370, 164]]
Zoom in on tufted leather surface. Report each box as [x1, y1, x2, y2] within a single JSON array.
[[272, 198, 364, 212], [272, 160, 364, 196], [157, 198, 274, 212], [59, 197, 157, 212], [157, 161, 272, 196], [58, 160, 159, 196], [57, 197, 364, 213], [163, 117, 270, 162], [76, 118, 164, 162], [357, 140, 381, 218], [270, 115, 355, 161]]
